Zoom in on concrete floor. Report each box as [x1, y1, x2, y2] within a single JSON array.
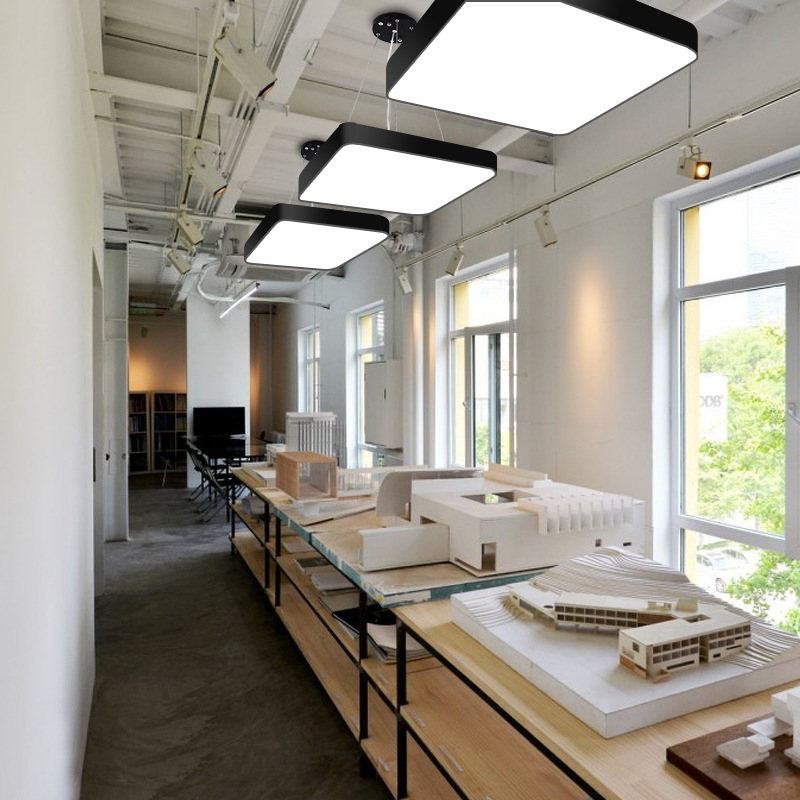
[[81, 484, 392, 800]]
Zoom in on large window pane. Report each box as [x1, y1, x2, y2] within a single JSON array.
[[684, 173, 800, 286], [682, 288, 786, 536], [453, 268, 511, 328], [684, 529, 800, 633]]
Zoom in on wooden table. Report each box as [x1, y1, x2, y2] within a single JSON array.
[[394, 599, 797, 800]]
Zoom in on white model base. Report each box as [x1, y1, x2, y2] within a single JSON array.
[[450, 551, 800, 738]]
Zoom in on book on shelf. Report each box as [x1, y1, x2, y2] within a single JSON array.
[[318, 590, 361, 613], [332, 605, 395, 636], [295, 555, 331, 573], [310, 569, 354, 594], [281, 538, 314, 554]]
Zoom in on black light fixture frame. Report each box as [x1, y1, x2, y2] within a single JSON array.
[[243, 203, 390, 269], [385, 0, 699, 133], [298, 122, 497, 213]]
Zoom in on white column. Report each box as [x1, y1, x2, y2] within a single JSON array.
[[103, 249, 129, 541], [186, 294, 252, 486]]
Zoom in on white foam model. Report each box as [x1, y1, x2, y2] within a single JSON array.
[[357, 467, 645, 574], [409, 472, 645, 575], [450, 549, 800, 737], [785, 688, 800, 768], [743, 684, 800, 769], [716, 734, 775, 768]]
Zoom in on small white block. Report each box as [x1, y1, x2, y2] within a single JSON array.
[[785, 746, 800, 769], [717, 735, 775, 769], [747, 716, 793, 739]]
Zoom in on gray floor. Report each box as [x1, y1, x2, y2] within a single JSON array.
[[81, 483, 392, 800]]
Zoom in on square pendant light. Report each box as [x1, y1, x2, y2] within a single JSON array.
[[298, 122, 497, 214], [386, 0, 698, 135], [244, 204, 390, 271]]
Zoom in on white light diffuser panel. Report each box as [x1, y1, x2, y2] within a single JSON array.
[[298, 123, 497, 214], [386, 0, 698, 135], [243, 204, 389, 271]]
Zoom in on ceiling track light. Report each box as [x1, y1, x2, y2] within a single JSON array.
[[176, 213, 204, 247], [445, 244, 465, 276], [386, 0, 698, 135], [214, 27, 276, 101], [244, 203, 390, 272], [191, 144, 228, 198], [677, 144, 712, 180], [167, 249, 193, 274], [219, 281, 259, 319], [534, 207, 558, 248], [298, 122, 496, 214]]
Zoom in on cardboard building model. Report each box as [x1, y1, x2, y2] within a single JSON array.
[[507, 584, 752, 682], [358, 464, 645, 574]]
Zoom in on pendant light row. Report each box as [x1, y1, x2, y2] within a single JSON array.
[[245, 0, 698, 273]]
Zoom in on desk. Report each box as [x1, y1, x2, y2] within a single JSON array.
[[227, 471, 788, 800], [186, 435, 266, 464]]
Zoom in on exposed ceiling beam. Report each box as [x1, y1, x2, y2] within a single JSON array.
[[208, 0, 344, 242], [89, 72, 236, 117], [672, 0, 731, 23]]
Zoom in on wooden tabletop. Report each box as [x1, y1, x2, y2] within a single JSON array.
[[394, 599, 797, 800]]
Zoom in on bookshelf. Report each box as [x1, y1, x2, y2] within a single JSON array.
[[152, 392, 187, 472], [128, 392, 150, 474], [128, 391, 187, 474]]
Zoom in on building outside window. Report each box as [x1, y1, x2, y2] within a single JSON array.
[[673, 170, 800, 633], [298, 326, 320, 412], [448, 259, 516, 468], [355, 305, 385, 467]]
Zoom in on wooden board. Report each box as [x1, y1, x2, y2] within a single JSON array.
[[667, 719, 799, 800]]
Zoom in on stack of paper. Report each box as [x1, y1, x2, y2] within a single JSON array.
[[367, 624, 428, 664]]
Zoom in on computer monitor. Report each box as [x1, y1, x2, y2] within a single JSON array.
[[192, 406, 246, 437]]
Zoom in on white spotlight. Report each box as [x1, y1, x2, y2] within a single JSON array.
[[534, 208, 558, 248], [167, 249, 193, 275], [396, 266, 413, 295], [677, 144, 712, 180], [214, 28, 276, 101], [191, 145, 228, 198], [176, 213, 204, 247], [445, 244, 465, 276]]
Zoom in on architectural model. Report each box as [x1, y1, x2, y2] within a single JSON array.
[[740, 684, 800, 769], [449, 549, 800, 737], [507, 585, 752, 682], [358, 464, 645, 574]]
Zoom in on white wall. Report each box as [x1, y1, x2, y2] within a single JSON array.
[[129, 313, 187, 393], [0, 0, 103, 797]]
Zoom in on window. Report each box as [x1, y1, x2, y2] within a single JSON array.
[[448, 261, 516, 468], [673, 171, 800, 632], [298, 326, 320, 412], [355, 305, 385, 467]]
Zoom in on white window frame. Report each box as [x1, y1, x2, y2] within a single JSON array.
[[298, 326, 320, 413], [669, 161, 800, 562], [445, 255, 516, 468], [354, 304, 385, 467]]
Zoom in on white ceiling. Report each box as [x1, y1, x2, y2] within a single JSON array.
[[84, 0, 788, 315]]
